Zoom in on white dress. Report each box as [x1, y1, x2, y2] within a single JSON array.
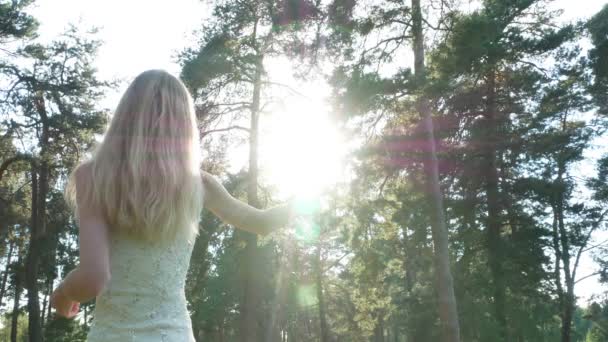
[[87, 228, 196, 341]]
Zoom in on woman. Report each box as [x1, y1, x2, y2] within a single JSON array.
[[50, 69, 292, 341]]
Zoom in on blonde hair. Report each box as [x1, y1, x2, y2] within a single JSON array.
[[65, 69, 203, 241]]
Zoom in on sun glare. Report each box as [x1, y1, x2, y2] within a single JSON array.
[[260, 96, 346, 199]]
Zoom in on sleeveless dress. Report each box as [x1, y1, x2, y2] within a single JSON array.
[[86, 228, 196, 341]]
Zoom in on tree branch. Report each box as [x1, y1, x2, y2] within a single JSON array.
[[261, 81, 307, 98], [322, 252, 352, 273], [0, 153, 35, 182], [201, 125, 251, 137], [572, 209, 608, 282], [361, 35, 410, 60], [582, 238, 608, 254], [575, 271, 600, 285], [516, 59, 549, 76]]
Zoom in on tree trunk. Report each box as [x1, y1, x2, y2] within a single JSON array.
[[26, 93, 51, 342], [40, 274, 53, 328], [219, 324, 225, 342], [11, 256, 22, 342], [41, 232, 58, 329], [556, 162, 574, 342], [393, 325, 399, 342], [551, 205, 565, 319], [483, 69, 508, 341], [411, 1, 460, 341], [288, 247, 301, 342], [0, 241, 14, 309], [268, 239, 292, 342], [403, 226, 418, 342], [240, 50, 264, 342], [374, 316, 384, 342], [314, 244, 329, 342], [25, 167, 46, 342], [41, 293, 47, 328], [25, 220, 44, 342], [46, 277, 53, 323]]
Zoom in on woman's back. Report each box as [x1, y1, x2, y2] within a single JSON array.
[[87, 229, 196, 341]]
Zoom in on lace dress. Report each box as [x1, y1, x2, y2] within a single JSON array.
[[86, 228, 196, 341]]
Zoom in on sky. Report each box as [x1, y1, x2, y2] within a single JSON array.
[[31, 0, 207, 78], [27, 0, 608, 303]]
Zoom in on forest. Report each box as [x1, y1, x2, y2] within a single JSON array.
[[1, 0, 608, 341]]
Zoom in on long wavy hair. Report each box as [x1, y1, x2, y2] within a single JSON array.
[[65, 69, 203, 241]]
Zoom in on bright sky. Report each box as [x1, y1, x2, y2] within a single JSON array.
[[30, 0, 208, 79], [29, 0, 608, 303]]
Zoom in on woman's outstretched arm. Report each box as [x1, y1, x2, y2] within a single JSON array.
[[202, 171, 292, 235]]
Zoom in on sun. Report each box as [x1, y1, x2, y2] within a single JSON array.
[[225, 57, 348, 201], [259, 91, 347, 200]]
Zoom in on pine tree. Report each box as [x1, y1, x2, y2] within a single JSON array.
[[430, 1, 596, 340], [1, 26, 108, 341], [325, 0, 460, 339]]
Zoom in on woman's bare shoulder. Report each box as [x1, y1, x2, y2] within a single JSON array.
[[74, 161, 94, 185]]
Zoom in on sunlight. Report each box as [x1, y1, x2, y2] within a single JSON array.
[[260, 92, 347, 199], [296, 284, 318, 308]]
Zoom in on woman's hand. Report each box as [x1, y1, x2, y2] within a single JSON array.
[[50, 286, 80, 319]]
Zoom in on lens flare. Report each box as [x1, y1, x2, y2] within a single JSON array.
[[293, 197, 321, 216], [294, 219, 320, 243]]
